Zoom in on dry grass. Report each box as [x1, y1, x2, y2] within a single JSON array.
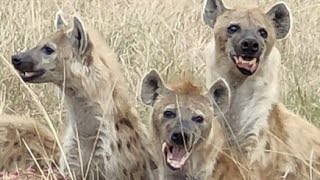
[[0, 0, 319, 178]]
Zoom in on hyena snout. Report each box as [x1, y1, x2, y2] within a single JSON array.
[[240, 38, 259, 55], [11, 53, 35, 72], [170, 131, 190, 146], [235, 37, 262, 58]]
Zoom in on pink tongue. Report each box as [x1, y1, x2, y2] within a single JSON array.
[[237, 62, 252, 70], [166, 146, 187, 169], [171, 147, 186, 160]]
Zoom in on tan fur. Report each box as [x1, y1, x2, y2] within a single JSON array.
[[0, 114, 57, 171], [203, 0, 320, 179], [203, 0, 285, 155], [246, 104, 320, 179], [141, 70, 248, 180], [12, 14, 155, 180]]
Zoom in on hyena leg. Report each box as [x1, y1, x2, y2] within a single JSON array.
[[59, 125, 83, 179], [60, 125, 105, 180]]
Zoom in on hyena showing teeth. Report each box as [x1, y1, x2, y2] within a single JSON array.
[[11, 12, 156, 180], [141, 70, 249, 180], [203, 0, 320, 179]]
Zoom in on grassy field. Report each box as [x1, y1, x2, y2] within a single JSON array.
[[1, 0, 319, 125], [0, 0, 319, 176]]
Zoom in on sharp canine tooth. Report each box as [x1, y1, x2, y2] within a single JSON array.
[[234, 56, 239, 64], [251, 63, 257, 72], [239, 56, 244, 63], [250, 58, 257, 65], [162, 143, 166, 153]]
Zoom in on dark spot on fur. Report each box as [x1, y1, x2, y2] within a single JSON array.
[[130, 136, 137, 145], [115, 123, 119, 131], [14, 142, 19, 146], [135, 131, 140, 140], [126, 142, 131, 150], [129, 173, 134, 180], [142, 163, 146, 169], [265, 142, 271, 153], [123, 169, 128, 176], [150, 160, 157, 170], [120, 118, 134, 129], [110, 143, 115, 151], [17, 155, 22, 161], [117, 140, 122, 151]]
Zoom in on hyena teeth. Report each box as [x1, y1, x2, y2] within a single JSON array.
[[238, 56, 244, 63], [250, 63, 257, 72], [234, 56, 240, 64], [24, 72, 35, 78], [249, 58, 257, 65]]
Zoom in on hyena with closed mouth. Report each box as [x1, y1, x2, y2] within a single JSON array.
[[140, 70, 248, 180], [203, 0, 320, 179], [11, 13, 156, 180]]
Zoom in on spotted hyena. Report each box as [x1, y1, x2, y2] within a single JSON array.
[[203, 0, 320, 179], [140, 70, 248, 180], [11, 12, 156, 180]]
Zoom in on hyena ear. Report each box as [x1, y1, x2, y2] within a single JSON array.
[[203, 0, 227, 28], [70, 16, 89, 55], [266, 2, 292, 39], [55, 11, 67, 30], [140, 70, 168, 106], [208, 78, 231, 115]]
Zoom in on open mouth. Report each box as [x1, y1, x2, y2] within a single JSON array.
[[230, 54, 259, 75], [17, 70, 45, 82], [162, 142, 191, 171]]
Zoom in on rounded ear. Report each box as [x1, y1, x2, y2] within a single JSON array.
[[69, 16, 89, 55], [207, 78, 231, 115], [140, 70, 168, 106], [266, 2, 292, 39], [203, 0, 227, 28], [55, 11, 67, 31]]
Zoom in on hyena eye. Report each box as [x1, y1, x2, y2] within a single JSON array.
[[41, 45, 55, 55], [192, 116, 204, 123], [258, 28, 268, 39], [163, 110, 176, 119], [227, 25, 240, 34]]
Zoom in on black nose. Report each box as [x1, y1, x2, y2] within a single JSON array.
[[11, 55, 22, 66], [240, 38, 259, 55], [171, 132, 189, 146]]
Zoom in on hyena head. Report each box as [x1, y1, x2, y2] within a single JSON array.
[[11, 12, 90, 84], [203, 0, 291, 76], [140, 70, 230, 171]]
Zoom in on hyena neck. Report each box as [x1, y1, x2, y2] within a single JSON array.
[[186, 144, 221, 179], [62, 85, 117, 142], [212, 45, 281, 149], [162, 166, 187, 180], [59, 63, 120, 140]]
